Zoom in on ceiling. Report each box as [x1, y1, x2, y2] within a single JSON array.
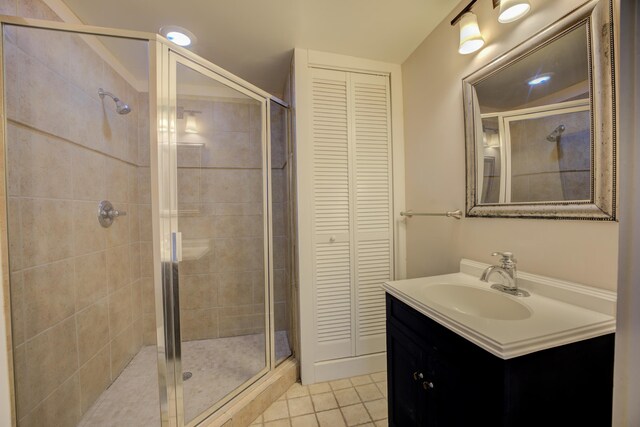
[[475, 24, 590, 112], [60, 0, 460, 96]]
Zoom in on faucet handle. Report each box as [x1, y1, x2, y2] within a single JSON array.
[[491, 251, 517, 264]]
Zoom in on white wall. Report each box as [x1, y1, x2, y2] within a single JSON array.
[[402, 0, 619, 291], [614, 0, 640, 424]]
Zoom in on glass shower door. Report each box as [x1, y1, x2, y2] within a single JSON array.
[[168, 54, 270, 425]]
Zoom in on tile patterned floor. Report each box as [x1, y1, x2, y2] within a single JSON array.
[[250, 372, 388, 427], [79, 332, 291, 426]]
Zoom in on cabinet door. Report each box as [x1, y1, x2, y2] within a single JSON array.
[[387, 322, 427, 427], [425, 335, 502, 426]]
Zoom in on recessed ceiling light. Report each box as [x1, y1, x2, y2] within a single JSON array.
[[528, 74, 552, 86], [167, 31, 191, 46], [159, 26, 197, 47]]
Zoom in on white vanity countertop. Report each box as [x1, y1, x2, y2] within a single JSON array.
[[383, 259, 616, 359]]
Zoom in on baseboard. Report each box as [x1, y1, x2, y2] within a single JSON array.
[[310, 352, 387, 384]]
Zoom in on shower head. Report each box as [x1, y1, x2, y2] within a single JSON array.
[[546, 124, 566, 142], [98, 88, 131, 115]]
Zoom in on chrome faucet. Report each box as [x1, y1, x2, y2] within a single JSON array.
[[480, 252, 530, 297]]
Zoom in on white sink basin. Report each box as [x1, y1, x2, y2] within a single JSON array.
[[419, 284, 532, 320], [383, 261, 616, 359]]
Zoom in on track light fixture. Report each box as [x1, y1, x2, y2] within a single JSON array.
[[451, 1, 484, 55], [498, 0, 531, 23], [451, 0, 533, 55]]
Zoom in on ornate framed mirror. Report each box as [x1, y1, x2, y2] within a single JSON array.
[[463, 0, 616, 220]]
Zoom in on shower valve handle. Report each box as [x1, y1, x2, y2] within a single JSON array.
[[108, 209, 126, 219], [97, 200, 126, 228]]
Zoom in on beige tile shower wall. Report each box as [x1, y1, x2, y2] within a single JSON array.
[[2, 0, 148, 423], [509, 111, 591, 202], [137, 92, 156, 346], [270, 104, 291, 334], [164, 96, 268, 343], [401, 0, 618, 290]]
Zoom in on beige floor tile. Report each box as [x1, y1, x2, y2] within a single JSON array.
[[311, 392, 339, 412], [355, 384, 383, 402], [288, 396, 314, 417], [251, 414, 263, 424], [263, 400, 289, 422], [291, 414, 319, 427], [287, 382, 310, 399], [341, 403, 372, 426], [265, 420, 291, 427], [376, 381, 388, 398], [329, 378, 352, 391], [371, 372, 386, 383], [364, 399, 388, 421], [317, 409, 347, 427], [375, 419, 388, 427], [350, 375, 373, 386], [308, 382, 332, 395], [334, 388, 361, 407]]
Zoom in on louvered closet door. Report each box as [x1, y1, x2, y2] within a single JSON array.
[[310, 68, 353, 361], [351, 73, 393, 355]]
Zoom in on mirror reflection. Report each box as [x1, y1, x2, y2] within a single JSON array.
[[474, 24, 591, 205]]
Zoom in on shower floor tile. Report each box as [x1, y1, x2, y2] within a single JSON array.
[[79, 331, 291, 427]]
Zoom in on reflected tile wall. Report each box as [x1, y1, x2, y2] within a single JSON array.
[[3, 3, 150, 424], [510, 110, 591, 202], [168, 97, 272, 343]]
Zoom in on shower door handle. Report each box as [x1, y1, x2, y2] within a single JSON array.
[[171, 232, 183, 263]]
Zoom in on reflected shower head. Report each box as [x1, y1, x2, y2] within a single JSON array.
[[98, 88, 131, 115], [546, 125, 566, 142]]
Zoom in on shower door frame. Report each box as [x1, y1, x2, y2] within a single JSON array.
[[0, 15, 288, 427], [164, 49, 277, 427]]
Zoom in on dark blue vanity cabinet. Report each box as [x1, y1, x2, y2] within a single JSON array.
[[386, 294, 615, 427]]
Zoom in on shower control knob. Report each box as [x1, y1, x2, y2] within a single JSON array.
[[98, 200, 127, 228], [108, 209, 127, 219]]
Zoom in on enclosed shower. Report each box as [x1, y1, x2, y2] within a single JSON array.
[[1, 9, 295, 427]]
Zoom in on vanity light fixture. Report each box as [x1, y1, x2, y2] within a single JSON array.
[[177, 107, 201, 134], [159, 25, 197, 47], [497, 0, 531, 23], [451, 0, 533, 55], [458, 12, 485, 54], [451, 1, 485, 55], [185, 112, 198, 134]]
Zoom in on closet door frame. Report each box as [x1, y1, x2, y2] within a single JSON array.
[[294, 49, 407, 384]]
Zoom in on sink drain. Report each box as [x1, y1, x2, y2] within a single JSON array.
[[183, 372, 193, 381]]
